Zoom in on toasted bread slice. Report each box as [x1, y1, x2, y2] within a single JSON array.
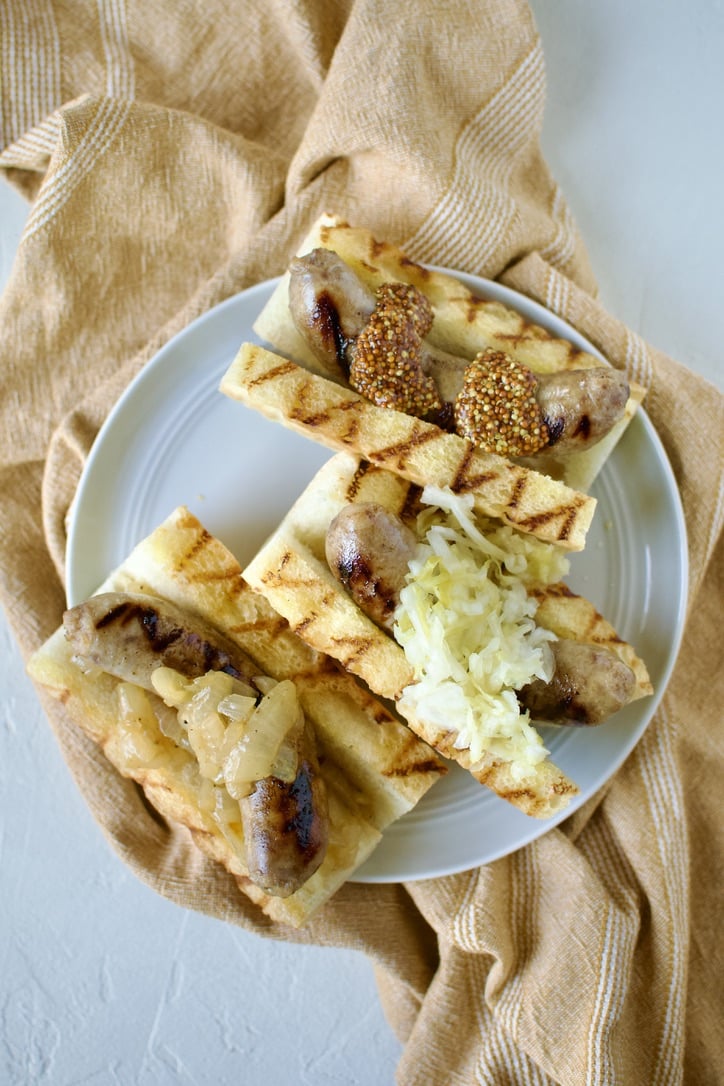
[[220, 343, 596, 552], [251, 213, 646, 492], [243, 454, 652, 819], [28, 506, 446, 926]]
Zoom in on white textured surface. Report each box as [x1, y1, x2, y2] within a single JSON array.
[[1, 5, 722, 1084]]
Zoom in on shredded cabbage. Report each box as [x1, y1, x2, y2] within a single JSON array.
[[393, 486, 569, 779]]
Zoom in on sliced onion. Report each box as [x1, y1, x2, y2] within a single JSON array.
[[217, 693, 257, 725], [197, 775, 217, 814], [213, 786, 243, 826], [211, 791, 247, 863], [223, 679, 302, 798], [114, 683, 163, 766], [186, 711, 227, 782], [268, 740, 299, 783], [253, 675, 278, 696], [156, 700, 191, 751], [117, 682, 156, 727], [181, 673, 236, 729], [151, 666, 192, 708], [149, 667, 304, 802]]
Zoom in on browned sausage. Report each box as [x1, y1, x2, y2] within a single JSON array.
[[64, 592, 266, 695], [325, 502, 418, 631], [239, 715, 329, 897], [288, 248, 375, 381], [533, 368, 630, 454], [518, 638, 637, 725]]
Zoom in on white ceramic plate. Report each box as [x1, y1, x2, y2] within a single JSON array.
[[66, 272, 688, 882]]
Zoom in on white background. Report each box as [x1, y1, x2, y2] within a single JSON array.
[[1, 4, 722, 1084]]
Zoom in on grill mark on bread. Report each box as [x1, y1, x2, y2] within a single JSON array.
[[450, 445, 475, 492], [329, 633, 378, 666], [228, 615, 289, 640], [191, 565, 245, 589], [258, 554, 319, 594], [173, 517, 221, 578], [506, 474, 529, 510], [400, 255, 429, 278], [384, 756, 446, 778], [289, 403, 333, 428], [449, 444, 502, 494], [470, 759, 502, 785], [345, 459, 375, 501], [337, 402, 362, 444], [293, 614, 324, 640], [512, 495, 588, 543], [465, 297, 485, 322], [246, 359, 298, 388], [367, 425, 440, 467], [498, 785, 535, 803], [221, 344, 597, 551], [532, 583, 574, 599]]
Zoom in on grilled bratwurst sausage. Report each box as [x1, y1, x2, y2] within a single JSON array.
[[239, 714, 329, 897], [325, 502, 419, 632], [64, 592, 329, 896], [325, 502, 636, 726], [531, 367, 630, 454], [288, 249, 375, 381], [289, 249, 629, 457], [517, 638, 636, 725], [64, 592, 266, 693]]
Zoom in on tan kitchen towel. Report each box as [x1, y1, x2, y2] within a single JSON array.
[[1, 1, 722, 1082]]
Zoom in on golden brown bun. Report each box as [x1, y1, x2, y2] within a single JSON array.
[[243, 454, 652, 819], [251, 213, 646, 494], [28, 506, 446, 927], [220, 343, 596, 553]]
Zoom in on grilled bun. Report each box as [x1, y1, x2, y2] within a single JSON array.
[[242, 455, 652, 819], [28, 506, 446, 927], [220, 342, 596, 552]]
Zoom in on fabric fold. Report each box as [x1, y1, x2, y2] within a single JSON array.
[[2, 2, 722, 1082]]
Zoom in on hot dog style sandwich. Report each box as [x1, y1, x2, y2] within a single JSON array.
[[28, 507, 445, 926], [221, 215, 652, 818]]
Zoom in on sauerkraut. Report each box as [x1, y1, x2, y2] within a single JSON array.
[[393, 486, 570, 779]]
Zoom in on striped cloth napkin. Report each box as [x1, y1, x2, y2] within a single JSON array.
[[1, 2, 722, 1082]]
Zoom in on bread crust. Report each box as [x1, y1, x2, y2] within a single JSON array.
[[243, 454, 652, 819], [28, 506, 446, 926]]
